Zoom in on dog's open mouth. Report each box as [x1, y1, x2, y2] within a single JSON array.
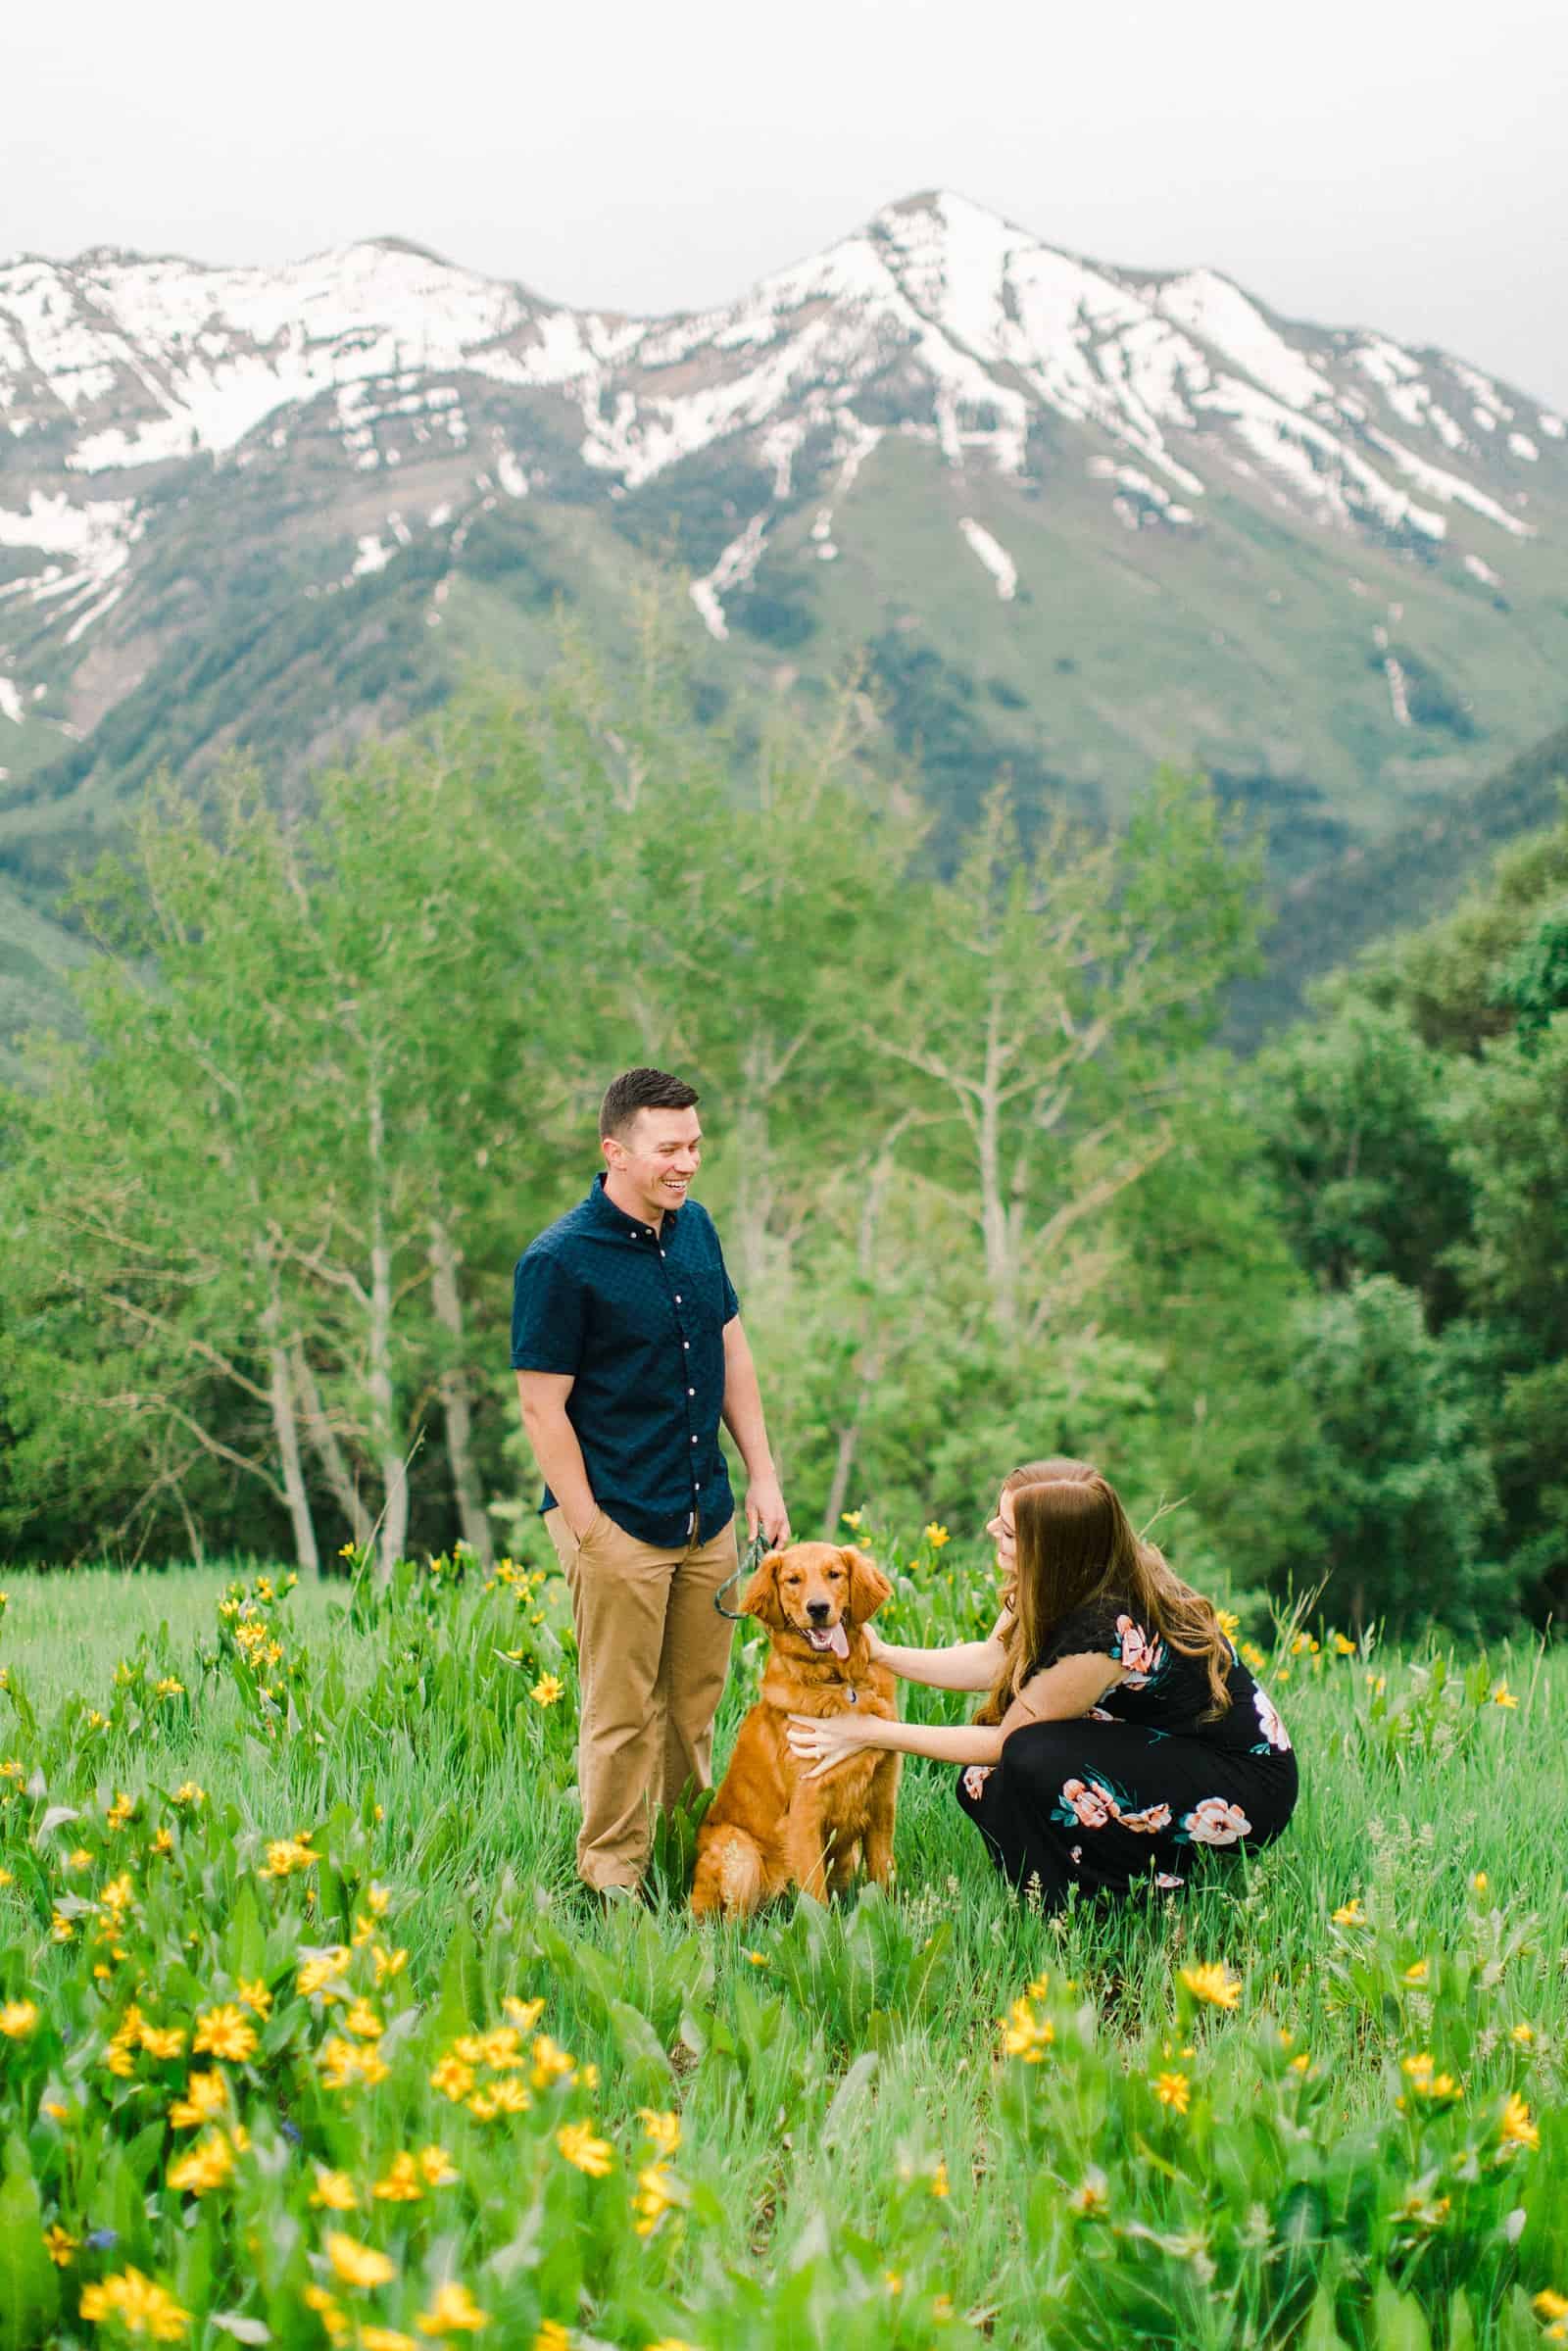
[[805, 1622, 850, 1658]]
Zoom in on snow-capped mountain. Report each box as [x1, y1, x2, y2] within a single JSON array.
[[1, 189, 1564, 889]]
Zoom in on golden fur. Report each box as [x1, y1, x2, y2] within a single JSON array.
[[691, 1543, 900, 1917]]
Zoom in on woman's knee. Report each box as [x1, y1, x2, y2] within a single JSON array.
[[997, 1721, 1077, 1801]]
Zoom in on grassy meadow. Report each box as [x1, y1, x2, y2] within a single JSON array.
[[0, 1532, 1564, 2350]]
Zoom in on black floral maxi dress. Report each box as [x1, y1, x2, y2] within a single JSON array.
[[954, 1592, 1298, 1909]]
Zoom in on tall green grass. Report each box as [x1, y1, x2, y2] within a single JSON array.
[[0, 1545, 1562, 2349]]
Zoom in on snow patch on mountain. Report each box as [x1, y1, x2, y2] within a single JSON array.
[[690, 513, 769, 641], [0, 677, 24, 723], [958, 516, 1017, 599]]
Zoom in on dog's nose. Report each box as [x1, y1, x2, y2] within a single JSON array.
[[807, 1599, 831, 1624]]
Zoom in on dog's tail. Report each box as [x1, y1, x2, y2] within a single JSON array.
[[691, 1825, 766, 1919]]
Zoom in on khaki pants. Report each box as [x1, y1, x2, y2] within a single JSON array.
[[545, 1505, 740, 1890]]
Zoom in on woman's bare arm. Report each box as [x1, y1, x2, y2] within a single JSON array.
[[865, 1608, 1010, 1692], [786, 1651, 1126, 1780]]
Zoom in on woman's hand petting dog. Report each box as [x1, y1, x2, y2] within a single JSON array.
[[785, 1709, 881, 1782]]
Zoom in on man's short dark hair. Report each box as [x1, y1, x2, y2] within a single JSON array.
[[600, 1067, 700, 1141]]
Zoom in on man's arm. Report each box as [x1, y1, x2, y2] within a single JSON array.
[[514, 1371, 596, 1541], [720, 1316, 790, 1546]]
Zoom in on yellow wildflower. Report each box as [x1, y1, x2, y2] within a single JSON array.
[[78, 2267, 190, 2340], [744, 1949, 768, 1967], [138, 2025, 186, 2062], [372, 2152, 424, 2202], [68, 1846, 94, 1871], [1332, 1632, 1357, 1655], [1001, 1997, 1054, 2062], [1068, 2179, 1108, 2216], [193, 2005, 258, 2062], [557, 2121, 613, 2177], [318, 2035, 391, 2092], [173, 1784, 205, 1807], [303, 2285, 348, 2337], [1332, 1898, 1367, 1927], [531, 2327, 571, 2351], [503, 1994, 545, 2032], [372, 1943, 409, 1984], [237, 1978, 272, 2018], [1215, 1609, 1241, 1639], [259, 1837, 318, 1879], [49, 1910, 75, 1944], [1402, 1960, 1430, 1985], [1534, 2293, 1568, 2323], [167, 2133, 235, 2195], [1512, 2022, 1536, 2046], [1240, 1641, 1268, 1671], [0, 1999, 38, 2037], [155, 1678, 185, 1700], [416, 2281, 490, 2335], [170, 2071, 228, 2128], [326, 2231, 397, 2288], [1153, 2071, 1192, 2114], [106, 1792, 135, 1830], [430, 2053, 477, 2103], [1289, 2053, 1311, 2074], [530, 2034, 576, 2089], [1492, 1682, 1518, 1709], [298, 1947, 352, 1999], [0, 1758, 24, 1781], [841, 1510, 863, 1529], [924, 1523, 950, 1548], [310, 2169, 359, 2211], [632, 2161, 680, 2236], [637, 2108, 681, 2158], [362, 2333, 417, 2351], [1499, 2092, 1540, 2152], [530, 1675, 564, 1707], [930, 2160, 950, 2197], [418, 2144, 459, 2186], [343, 2000, 384, 2041], [43, 2223, 77, 2265], [149, 1827, 174, 1856], [1472, 1872, 1489, 1894], [1179, 1961, 1243, 2010]]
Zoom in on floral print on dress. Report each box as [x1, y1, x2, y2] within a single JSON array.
[[1115, 1615, 1166, 1689], [1251, 1684, 1292, 1755], [1178, 1796, 1252, 1845], [1048, 1778, 1172, 1837], [1052, 1775, 1125, 1831], [1154, 1871, 1184, 1890], [961, 1764, 993, 1802]]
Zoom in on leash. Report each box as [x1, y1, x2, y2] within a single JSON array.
[[713, 1528, 769, 1620]]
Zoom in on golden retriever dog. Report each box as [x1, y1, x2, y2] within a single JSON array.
[[691, 1542, 900, 1917]]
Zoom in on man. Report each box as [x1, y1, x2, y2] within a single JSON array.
[[513, 1066, 790, 1896]]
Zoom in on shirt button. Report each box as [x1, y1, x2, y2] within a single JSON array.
[[674, 1293, 682, 1303], [660, 1249, 665, 1258], [683, 1342, 690, 1351], [695, 1482, 702, 1492], [691, 1435, 698, 1445], [688, 1387, 695, 1396]]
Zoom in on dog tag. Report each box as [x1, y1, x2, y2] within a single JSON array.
[[847, 1690, 858, 1705]]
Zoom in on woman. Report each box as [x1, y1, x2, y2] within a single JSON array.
[[786, 1457, 1297, 1909]]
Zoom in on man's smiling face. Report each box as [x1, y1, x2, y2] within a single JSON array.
[[603, 1104, 704, 1227]]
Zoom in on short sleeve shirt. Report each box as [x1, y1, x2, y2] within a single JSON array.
[[1035, 1590, 1294, 1759], [511, 1175, 740, 1547]]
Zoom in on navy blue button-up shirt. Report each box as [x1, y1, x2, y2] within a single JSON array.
[[511, 1175, 741, 1547]]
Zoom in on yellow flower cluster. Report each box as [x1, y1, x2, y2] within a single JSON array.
[[78, 2267, 190, 2340], [1179, 1962, 1243, 2011], [1398, 2051, 1462, 2105], [1001, 1996, 1055, 2063]]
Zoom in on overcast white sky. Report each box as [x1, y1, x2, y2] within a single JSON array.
[[7, 0, 1565, 401]]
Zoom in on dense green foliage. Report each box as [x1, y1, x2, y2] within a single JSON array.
[[1, 633, 1566, 1646]]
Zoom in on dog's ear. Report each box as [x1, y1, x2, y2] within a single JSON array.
[[742, 1550, 787, 1630], [841, 1545, 892, 1624]]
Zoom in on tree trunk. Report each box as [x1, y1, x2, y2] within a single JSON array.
[[291, 1344, 372, 1549], [258, 1249, 318, 1576], [429, 1216, 493, 1567], [366, 1062, 409, 1581]]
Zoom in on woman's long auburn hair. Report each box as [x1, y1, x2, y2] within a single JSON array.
[[974, 1456, 1233, 1724]]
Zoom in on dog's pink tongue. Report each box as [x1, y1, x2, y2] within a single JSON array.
[[808, 1623, 851, 1658]]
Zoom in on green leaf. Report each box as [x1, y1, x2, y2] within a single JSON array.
[[0, 2158, 60, 2351]]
